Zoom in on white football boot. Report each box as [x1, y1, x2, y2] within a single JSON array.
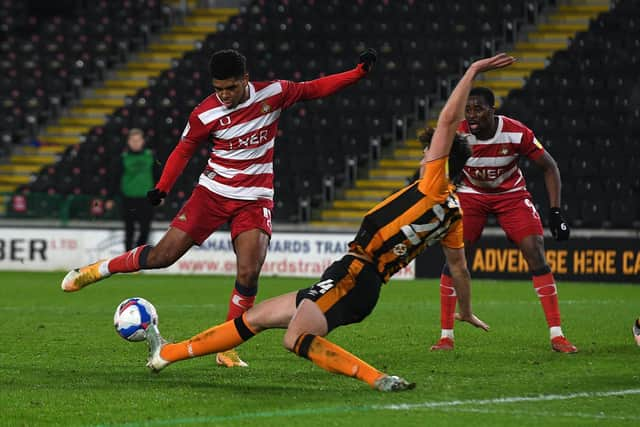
[[145, 324, 170, 372], [373, 375, 416, 392]]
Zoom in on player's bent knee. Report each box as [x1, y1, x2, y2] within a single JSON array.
[[287, 333, 316, 358], [282, 331, 298, 352]]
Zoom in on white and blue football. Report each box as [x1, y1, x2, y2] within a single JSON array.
[[113, 297, 158, 342]]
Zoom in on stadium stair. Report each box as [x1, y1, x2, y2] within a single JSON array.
[[312, 0, 609, 230], [478, 0, 610, 101], [310, 138, 423, 229], [0, 3, 237, 215]]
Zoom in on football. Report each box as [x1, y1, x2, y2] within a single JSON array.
[[634, 318, 640, 347], [113, 297, 158, 342]]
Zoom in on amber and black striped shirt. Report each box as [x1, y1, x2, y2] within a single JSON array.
[[349, 157, 463, 283]]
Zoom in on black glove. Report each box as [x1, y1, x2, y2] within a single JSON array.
[[358, 48, 377, 72], [146, 188, 166, 206], [549, 207, 570, 241]]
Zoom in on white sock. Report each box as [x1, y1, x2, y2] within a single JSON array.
[[549, 326, 563, 339], [441, 329, 454, 339]]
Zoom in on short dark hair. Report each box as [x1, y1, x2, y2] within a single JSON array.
[[209, 49, 246, 80], [418, 128, 472, 184], [469, 87, 495, 107]]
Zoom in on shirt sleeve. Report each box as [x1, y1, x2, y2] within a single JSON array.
[[417, 157, 450, 202], [155, 111, 208, 193], [278, 65, 367, 109], [519, 126, 545, 161]]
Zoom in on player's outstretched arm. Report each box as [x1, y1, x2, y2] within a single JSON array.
[[426, 53, 515, 163], [150, 112, 208, 204], [289, 48, 377, 102], [442, 246, 489, 331], [147, 140, 199, 205]]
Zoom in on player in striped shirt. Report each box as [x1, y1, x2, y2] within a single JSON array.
[[141, 53, 513, 391], [430, 86, 577, 353], [61, 48, 377, 367]]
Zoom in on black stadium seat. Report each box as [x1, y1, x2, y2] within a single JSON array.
[[6, 0, 637, 226], [499, 0, 640, 227]]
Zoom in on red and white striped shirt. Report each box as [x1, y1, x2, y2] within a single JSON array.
[[189, 80, 297, 200], [155, 66, 367, 201], [457, 115, 545, 194]]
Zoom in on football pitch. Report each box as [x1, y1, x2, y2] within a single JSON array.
[[1, 272, 639, 426]]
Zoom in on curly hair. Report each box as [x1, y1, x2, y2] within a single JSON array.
[[418, 127, 471, 184], [209, 49, 247, 80]]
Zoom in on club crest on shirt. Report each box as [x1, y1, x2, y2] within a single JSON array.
[[261, 101, 272, 113], [393, 243, 408, 256]]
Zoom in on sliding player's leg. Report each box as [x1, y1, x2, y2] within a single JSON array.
[[147, 291, 298, 372], [285, 256, 414, 391]]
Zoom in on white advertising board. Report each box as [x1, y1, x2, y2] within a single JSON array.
[[0, 228, 415, 279]]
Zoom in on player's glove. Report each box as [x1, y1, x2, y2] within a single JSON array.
[[146, 188, 166, 206], [358, 48, 377, 72], [549, 207, 570, 241]]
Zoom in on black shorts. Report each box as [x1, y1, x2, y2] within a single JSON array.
[[296, 255, 382, 332]]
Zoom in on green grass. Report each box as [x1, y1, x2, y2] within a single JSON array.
[[1, 272, 639, 427]]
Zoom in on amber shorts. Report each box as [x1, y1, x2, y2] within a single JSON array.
[[296, 255, 382, 332]]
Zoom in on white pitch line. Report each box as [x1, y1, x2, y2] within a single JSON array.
[[430, 406, 640, 421], [100, 388, 640, 427], [378, 388, 640, 411]]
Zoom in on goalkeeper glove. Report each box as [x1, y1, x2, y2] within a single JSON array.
[[147, 188, 166, 206], [358, 48, 377, 72], [549, 207, 570, 241]]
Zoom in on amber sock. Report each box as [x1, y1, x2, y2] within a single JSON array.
[[160, 313, 257, 362], [293, 334, 384, 387]]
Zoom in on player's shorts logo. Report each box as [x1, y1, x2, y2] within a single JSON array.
[[263, 207, 272, 230], [178, 213, 187, 222]]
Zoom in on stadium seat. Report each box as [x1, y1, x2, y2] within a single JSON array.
[[0, 1, 169, 149], [8, 0, 636, 227], [580, 200, 608, 228]]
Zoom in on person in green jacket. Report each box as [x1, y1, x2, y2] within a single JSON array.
[[107, 128, 161, 251]]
